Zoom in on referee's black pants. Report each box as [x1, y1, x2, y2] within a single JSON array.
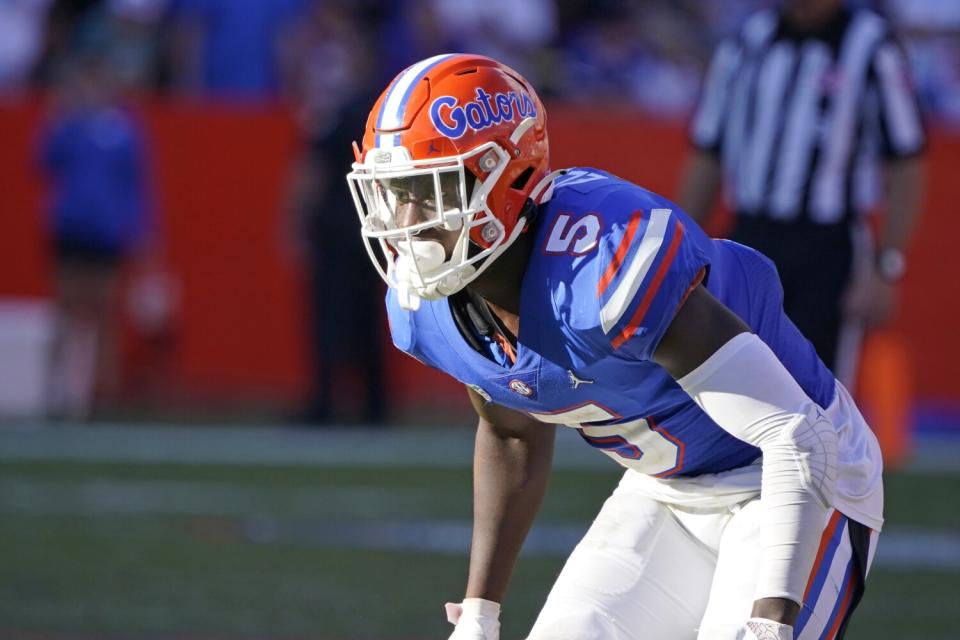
[[730, 216, 856, 376]]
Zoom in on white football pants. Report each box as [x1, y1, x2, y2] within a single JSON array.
[[527, 472, 877, 640]]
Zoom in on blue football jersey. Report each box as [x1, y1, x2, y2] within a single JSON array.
[[387, 168, 836, 478]]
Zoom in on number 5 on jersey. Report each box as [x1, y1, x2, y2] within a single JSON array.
[[544, 213, 602, 255], [529, 402, 684, 477]]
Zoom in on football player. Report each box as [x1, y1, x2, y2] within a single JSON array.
[[346, 54, 882, 640]]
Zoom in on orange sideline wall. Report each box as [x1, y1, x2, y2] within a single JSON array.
[[1, 100, 958, 412]]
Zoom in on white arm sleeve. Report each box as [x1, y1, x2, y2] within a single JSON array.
[[677, 332, 839, 603]]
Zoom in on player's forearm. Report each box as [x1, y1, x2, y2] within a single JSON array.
[[676, 333, 836, 608], [464, 420, 555, 602], [879, 156, 925, 253]]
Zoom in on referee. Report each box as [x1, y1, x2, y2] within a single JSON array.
[[679, 0, 925, 387]]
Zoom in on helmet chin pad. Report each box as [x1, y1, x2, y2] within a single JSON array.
[[391, 238, 476, 310], [394, 239, 447, 284]]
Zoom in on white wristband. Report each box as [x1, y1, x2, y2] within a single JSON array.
[[446, 598, 501, 640], [460, 598, 500, 619]]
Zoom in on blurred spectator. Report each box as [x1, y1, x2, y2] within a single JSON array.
[[429, 0, 558, 85], [32, 0, 167, 92], [166, 0, 307, 98], [377, 0, 557, 89], [378, 0, 453, 83], [697, 0, 778, 43], [678, 0, 926, 388], [628, 2, 707, 114], [884, 0, 960, 126], [40, 51, 153, 418], [278, 0, 362, 136], [0, 0, 54, 93], [75, 0, 170, 92], [561, 2, 648, 100], [31, 0, 100, 87], [281, 0, 386, 425], [560, 0, 703, 113]]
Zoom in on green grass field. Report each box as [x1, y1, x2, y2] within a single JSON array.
[[1, 428, 958, 639]]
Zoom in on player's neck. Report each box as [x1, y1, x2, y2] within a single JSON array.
[[467, 227, 535, 332]]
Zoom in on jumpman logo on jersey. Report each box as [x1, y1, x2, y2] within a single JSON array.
[[568, 370, 594, 389]]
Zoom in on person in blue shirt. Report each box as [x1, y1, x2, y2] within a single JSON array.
[[167, 0, 307, 98], [41, 51, 151, 418], [346, 54, 883, 640]]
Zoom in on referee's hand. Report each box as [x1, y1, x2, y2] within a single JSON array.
[[842, 271, 898, 327]]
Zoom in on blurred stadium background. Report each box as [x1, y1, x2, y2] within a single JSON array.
[[0, 0, 958, 638]]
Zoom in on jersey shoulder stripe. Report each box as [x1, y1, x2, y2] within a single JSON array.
[[592, 204, 708, 359], [610, 219, 689, 349], [598, 207, 678, 335], [597, 209, 643, 297]]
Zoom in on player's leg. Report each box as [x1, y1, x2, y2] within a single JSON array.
[[527, 475, 719, 640], [795, 511, 877, 640], [777, 228, 853, 376], [697, 499, 879, 640]]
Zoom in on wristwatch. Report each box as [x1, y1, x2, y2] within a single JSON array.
[[876, 248, 906, 282]]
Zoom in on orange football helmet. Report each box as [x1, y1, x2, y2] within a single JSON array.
[[346, 54, 553, 309]]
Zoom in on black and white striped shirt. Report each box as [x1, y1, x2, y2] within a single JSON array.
[[690, 7, 925, 225]]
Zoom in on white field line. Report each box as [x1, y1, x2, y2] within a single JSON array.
[[0, 477, 461, 518], [0, 475, 957, 571], [239, 518, 960, 571], [0, 423, 607, 470], [1, 422, 958, 473]]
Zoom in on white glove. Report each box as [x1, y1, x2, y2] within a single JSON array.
[[445, 598, 501, 640], [742, 618, 793, 640]]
